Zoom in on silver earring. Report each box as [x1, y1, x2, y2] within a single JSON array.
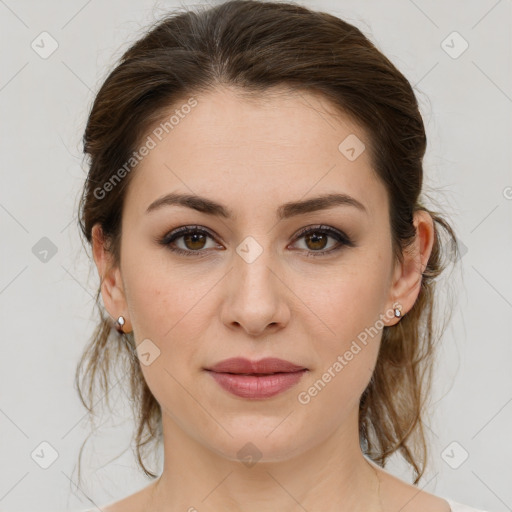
[[394, 307, 402, 318], [115, 315, 125, 333]]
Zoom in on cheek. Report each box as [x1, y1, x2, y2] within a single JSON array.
[[298, 298, 382, 427], [297, 263, 387, 397], [123, 247, 213, 340], [299, 260, 388, 341], [122, 255, 216, 381], [124, 269, 211, 420]]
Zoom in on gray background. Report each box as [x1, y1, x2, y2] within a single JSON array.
[[0, 0, 511, 511]]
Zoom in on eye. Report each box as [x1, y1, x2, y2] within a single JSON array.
[[158, 225, 220, 257], [157, 224, 354, 258], [290, 224, 354, 256]]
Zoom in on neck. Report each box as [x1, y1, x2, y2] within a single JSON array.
[[148, 408, 382, 512]]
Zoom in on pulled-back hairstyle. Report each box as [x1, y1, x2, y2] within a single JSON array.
[[75, 0, 459, 488]]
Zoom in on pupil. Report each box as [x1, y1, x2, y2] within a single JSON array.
[[307, 232, 326, 250], [185, 233, 205, 250]]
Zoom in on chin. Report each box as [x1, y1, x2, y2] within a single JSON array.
[[201, 424, 307, 465]]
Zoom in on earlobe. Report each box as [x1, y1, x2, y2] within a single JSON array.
[[91, 223, 132, 333], [386, 210, 435, 325]]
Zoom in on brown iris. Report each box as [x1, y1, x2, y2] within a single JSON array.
[[304, 231, 328, 251], [183, 232, 207, 250]]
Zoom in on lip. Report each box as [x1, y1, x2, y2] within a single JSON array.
[[204, 357, 308, 399], [206, 357, 307, 374]]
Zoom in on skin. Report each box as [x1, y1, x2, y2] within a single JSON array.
[[91, 86, 449, 512]]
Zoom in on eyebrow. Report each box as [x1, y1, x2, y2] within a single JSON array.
[[145, 192, 367, 219]]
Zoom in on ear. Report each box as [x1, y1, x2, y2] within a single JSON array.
[[91, 223, 132, 333], [385, 210, 435, 325]]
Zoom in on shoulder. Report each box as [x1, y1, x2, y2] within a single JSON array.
[[374, 465, 451, 512], [84, 481, 157, 512], [372, 462, 489, 512]]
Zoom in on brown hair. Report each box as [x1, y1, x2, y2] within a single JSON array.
[[75, 0, 460, 488]]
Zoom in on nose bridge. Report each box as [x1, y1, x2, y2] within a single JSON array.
[[234, 234, 280, 300], [223, 234, 288, 334]]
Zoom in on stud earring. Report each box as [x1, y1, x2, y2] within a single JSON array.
[[393, 305, 402, 318], [115, 315, 125, 333]]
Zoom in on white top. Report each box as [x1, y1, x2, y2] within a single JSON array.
[[446, 498, 491, 511], [85, 496, 490, 512], [84, 498, 491, 512]]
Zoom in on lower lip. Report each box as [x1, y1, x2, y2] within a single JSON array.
[[207, 370, 308, 399]]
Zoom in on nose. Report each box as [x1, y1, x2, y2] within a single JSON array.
[[220, 244, 291, 337]]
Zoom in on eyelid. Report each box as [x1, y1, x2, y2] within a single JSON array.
[[292, 224, 350, 242]]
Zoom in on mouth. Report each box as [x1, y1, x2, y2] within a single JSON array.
[[203, 358, 309, 399], [219, 372, 291, 376], [204, 356, 308, 375]]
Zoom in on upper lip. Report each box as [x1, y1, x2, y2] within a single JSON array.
[[205, 357, 307, 374]]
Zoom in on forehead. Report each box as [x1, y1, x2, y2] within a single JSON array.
[[125, 86, 387, 221]]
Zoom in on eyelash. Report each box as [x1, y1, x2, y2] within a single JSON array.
[[157, 224, 354, 258]]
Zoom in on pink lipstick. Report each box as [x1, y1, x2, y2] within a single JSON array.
[[204, 357, 308, 399]]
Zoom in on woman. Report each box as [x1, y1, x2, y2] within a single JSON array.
[[76, 1, 489, 511]]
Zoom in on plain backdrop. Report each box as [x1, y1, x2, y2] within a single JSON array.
[[0, 1, 511, 511]]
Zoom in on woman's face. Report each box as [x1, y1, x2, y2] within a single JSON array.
[[96, 86, 413, 462]]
